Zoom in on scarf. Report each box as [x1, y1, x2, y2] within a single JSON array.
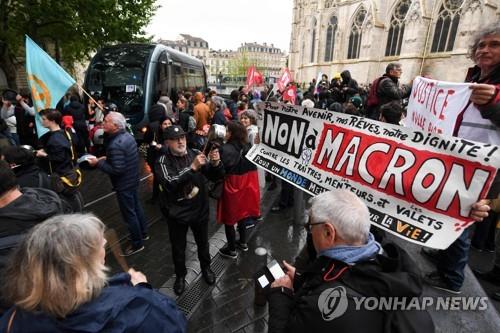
[[319, 232, 382, 264]]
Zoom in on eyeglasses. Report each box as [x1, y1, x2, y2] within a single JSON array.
[[304, 220, 326, 233]]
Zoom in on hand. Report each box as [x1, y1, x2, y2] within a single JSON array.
[[35, 149, 47, 157], [208, 148, 220, 166], [271, 275, 293, 290], [86, 156, 98, 166], [254, 133, 261, 144], [128, 268, 148, 285], [191, 153, 207, 171], [470, 199, 491, 222], [282, 260, 296, 282], [155, 144, 162, 150], [16, 94, 22, 102], [470, 83, 497, 105]]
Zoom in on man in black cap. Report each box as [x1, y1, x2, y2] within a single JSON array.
[[155, 125, 224, 295]]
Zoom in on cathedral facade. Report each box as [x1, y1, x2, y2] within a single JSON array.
[[289, 0, 499, 85]]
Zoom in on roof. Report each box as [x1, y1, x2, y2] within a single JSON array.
[[179, 34, 207, 43]]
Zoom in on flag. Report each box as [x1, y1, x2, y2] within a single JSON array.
[[314, 71, 323, 94], [282, 85, 297, 105], [254, 70, 263, 86], [25, 35, 76, 137], [277, 68, 292, 92], [246, 66, 256, 87], [246, 65, 264, 87]]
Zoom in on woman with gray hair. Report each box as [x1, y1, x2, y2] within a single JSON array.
[[0, 214, 186, 332]]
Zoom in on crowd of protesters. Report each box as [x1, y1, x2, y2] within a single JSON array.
[[0, 22, 498, 333]]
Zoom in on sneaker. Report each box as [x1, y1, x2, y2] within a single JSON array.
[[219, 246, 238, 259], [236, 241, 249, 252], [120, 245, 145, 257], [423, 271, 461, 294]]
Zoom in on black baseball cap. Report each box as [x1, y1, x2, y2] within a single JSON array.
[[163, 125, 186, 140]]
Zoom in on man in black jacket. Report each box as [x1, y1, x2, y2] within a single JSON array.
[[369, 63, 412, 120], [155, 125, 224, 295], [267, 190, 434, 333], [88, 111, 147, 256], [0, 160, 65, 314]]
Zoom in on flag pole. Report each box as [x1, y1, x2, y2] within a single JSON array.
[[76, 83, 104, 112]]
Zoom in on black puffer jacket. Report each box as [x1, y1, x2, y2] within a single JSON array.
[[267, 243, 434, 333], [97, 130, 139, 191]]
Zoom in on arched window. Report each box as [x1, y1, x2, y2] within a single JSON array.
[[431, 0, 463, 53], [347, 8, 366, 59], [385, 0, 411, 56], [324, 16, 338, 62], [310, 17, 317, 63]]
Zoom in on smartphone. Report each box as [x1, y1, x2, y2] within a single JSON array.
[[267, 260, 285, 280]]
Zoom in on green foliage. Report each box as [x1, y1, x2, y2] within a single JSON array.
[[0, 0, 158, 76]]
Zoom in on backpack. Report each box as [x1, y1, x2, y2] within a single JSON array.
[[366, 76, 386, 107]]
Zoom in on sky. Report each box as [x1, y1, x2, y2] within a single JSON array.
[[145, 0, 294, 53]]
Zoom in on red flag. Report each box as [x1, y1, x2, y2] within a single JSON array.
[[282, 85, 296, 105], [246, 66, 256, 87], [254, 70, 264, 86], [277, 68, 292, 92]]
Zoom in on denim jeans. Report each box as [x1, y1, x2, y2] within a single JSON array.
[[437, 227, 471, 290], [116, 189, 147, 248]]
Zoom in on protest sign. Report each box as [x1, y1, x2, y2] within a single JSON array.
[[406, 76, 474, 135], [247, 102, 500, 249]]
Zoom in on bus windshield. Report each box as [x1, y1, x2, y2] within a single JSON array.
[[86, 45, 155, 118]]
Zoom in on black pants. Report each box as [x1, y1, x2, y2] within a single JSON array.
[[167, 217, 211, 277], [224, 220, 247, 251]]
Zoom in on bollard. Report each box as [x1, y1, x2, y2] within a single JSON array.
[[254, 247, 268, 306]]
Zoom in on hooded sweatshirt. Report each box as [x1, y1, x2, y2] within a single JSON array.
[[0, 188, 64, 264]]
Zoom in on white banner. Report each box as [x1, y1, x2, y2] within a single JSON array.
[[248, 102, 500, 249], [406, 76, 474, 135]]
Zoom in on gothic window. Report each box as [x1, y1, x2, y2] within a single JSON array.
[[385, 0, 411, 56], [324, 16, 338, 62], [310, 17, 317, 63], [431, 0, 464, 53], [347, 8, 366, 59]]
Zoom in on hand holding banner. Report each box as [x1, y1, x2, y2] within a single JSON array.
[[248, 102, 499, 249]]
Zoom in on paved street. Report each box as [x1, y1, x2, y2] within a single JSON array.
[[83, 158, 500, 332]]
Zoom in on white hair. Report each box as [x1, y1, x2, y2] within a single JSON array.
[[106, 111, 127, 130], [310, 190, 370, 244]]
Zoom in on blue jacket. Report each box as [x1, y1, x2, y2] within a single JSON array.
[[98, 130, 139, 191], [0, 273, 187, 333]]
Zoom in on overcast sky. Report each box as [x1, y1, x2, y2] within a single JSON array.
[[146, 0, 293, 53]]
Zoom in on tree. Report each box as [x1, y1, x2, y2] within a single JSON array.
[[0, 0, 158, 89]]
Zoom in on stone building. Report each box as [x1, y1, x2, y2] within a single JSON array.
[[206, 49, 236, 83], [289, 0, 499, 85], [158, 34, 209, 62], [237, 42, 287, 79]]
